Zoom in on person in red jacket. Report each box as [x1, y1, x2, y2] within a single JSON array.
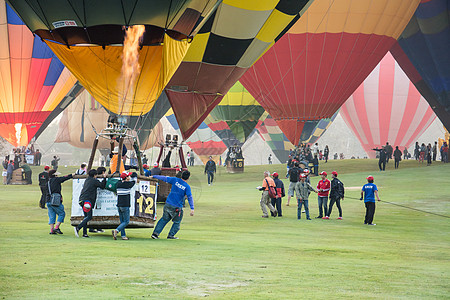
[[316, 171, 331, 219]]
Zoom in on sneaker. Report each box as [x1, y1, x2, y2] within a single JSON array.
[[112, 230, 117, 240], [121, 236, 129, 240], [97, 229, 104, 233], [74, 227, 79, 238], [261, 215, 269, 218], [167, 236, 179, 239], [315, 216, 323, 219], [49, 231, 57, 235], [82, 234, 90, 238], [368, 223, 376, 226], [54, 228, 63, 234], [151, 233, 159, 239], [307, 218, 312, 220], [337, 217, 343, 220], [302, 210, 306, 213], [273, 210, 278, 217]]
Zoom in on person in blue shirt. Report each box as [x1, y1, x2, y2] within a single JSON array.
[[151, 171, 194, 239], [360, 175, 380, 225], [143, 164, 151, 177]]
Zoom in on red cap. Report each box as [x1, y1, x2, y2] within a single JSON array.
[[303, 169, 310, 174], [120, 172, 132, 179], [44, 166, 50, 170], [300, 173, 307, 178], [320, 171, 327, 176], [143, 164, 149, 169], [272, 172, 278, 177], [366, 175, 374, 181], [332, 171, 338, 176], [153, 162, 159, 168]]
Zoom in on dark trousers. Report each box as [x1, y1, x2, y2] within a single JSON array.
[[77, 209, 93, 235], [364, 202, 376, 224], [318, 196, 328, 217], [25, 171, 32, 184], [328, 197, 342, 217], [427, 155, 432, 165], [39, 186, 47, 208], [271, 197, 282, 216], [314, 165, 319, 176], [207, 171, 214, 184], [394, 159, 400, 169], [433, 152, 436, 161], [378, 160, 385, 171]]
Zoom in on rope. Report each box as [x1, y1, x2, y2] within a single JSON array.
[[345, 196, 450, 219]]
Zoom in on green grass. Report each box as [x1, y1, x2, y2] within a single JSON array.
[[0, 160, 449, 299]]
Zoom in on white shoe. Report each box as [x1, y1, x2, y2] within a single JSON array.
[[74, 227, 79, 238], [368, 223, 376, 226]]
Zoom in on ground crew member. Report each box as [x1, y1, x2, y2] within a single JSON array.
[[360, 175, 380, 225]]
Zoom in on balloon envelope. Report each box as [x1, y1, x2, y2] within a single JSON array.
[[340, 53, 436, 159], [0, 1, 77, 146], [240, 0, 421, 145]]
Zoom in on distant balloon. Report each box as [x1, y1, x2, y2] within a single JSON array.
[[390, 0, 450, 130], [241, 0, 421, 145], [0, 1, 78, 147], [163, 0, 313, 139], [7, 0, 220, 116], [204, 82, 265, 148], [340, 53, 436, 159]]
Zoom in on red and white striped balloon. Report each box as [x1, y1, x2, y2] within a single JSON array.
[[340, 52, 436, 159]]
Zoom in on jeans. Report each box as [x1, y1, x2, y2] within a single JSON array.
[[317, 196, 328, 217], [153, 203, 183, 237], [77, 209, 93, 235], [364, 202, 376, 224], [207, 171, 214, 184], [116, 206, 130, 237], [271, 197, 282, 216], [47, 203, 65, 224], [328, 197, 342, 217], [297, 199, 309, 219]]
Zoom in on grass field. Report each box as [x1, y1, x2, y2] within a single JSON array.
[[0, 159, 449, 299]]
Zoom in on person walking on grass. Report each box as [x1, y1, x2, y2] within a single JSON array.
[[38, 166, 50, 208], [432, 142, 437, 161], [47, 170, 73, 235], [151, 171, 194, 239], [327, 171, 344, 219], [286, 162, 301, 206], [316, 171, 330, 219], [204, 156, 216, 186], [258, 171, 278, 218], [112, 171, 137, 240], [393, 146, 402, 169], [295, 173, 317, 220], [360, 175, 380, 226], [74, 169, 107, 238], [270, 172, 284, 217]]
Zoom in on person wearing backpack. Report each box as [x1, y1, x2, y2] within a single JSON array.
[[74, 169, 107, 238], [47, 170, 73, 235], [258, 171, 278, 218], [286, 162, 301, 206], [270, 172, 285, 217], [327, 171, 345, 219]]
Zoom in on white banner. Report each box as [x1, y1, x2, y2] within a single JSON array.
[[25, 155, 34, 164]]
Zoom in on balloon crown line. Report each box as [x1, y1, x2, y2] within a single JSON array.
[[274, 117, 328, 122]]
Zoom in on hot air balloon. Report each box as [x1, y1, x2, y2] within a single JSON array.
[[6, 0, 220, 117], [203, 81, 266, 148], [340, 52, 436, 159], [162, 0, 313, 140], [240, 0, 421, 145], [55, 90, 163, 151], [390, 0, 450, 130], [166, 114, 226, 165], [0, 1, 78, 147]]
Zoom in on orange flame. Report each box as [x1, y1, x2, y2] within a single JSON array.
[[14, 123, 22, 147], [119, 25, 146, 115]]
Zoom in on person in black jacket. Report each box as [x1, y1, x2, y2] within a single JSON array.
[[74, 169, 107, 238], [47, 170, 73, 235], [327, 171, 344, 219], [373, 147, 387, 171], [270, 172, 285, 217], [393, 146, 402, 169], [112, 171, 137, 240], [204, 156, 216, 186], [38, 166, 50, 209]]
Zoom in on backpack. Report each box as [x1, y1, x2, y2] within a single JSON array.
[[265, 179, 277, 198], [337, 179, 345, 197], [105, 177, 120, 194], [289, 167, 299, 182]]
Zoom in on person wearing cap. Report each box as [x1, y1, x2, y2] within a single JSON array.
[[151, 162, 161, 176], [204, 156, 216, 186], [112, 171, 137, 240], [38, 166, 50, 208], [257, 171, 278, 218], [360, 176, 380, 225], [47, 170, 74, 235], [74, 169, 107, 238], [286, 162, 301, 206], [151, 171, 194, 239], [143, 164, 151, 177], [295, 173, 317, 220], [270, 172, 285, 217], [316, 171, 331, 219], [327, 171, 345, 219]]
